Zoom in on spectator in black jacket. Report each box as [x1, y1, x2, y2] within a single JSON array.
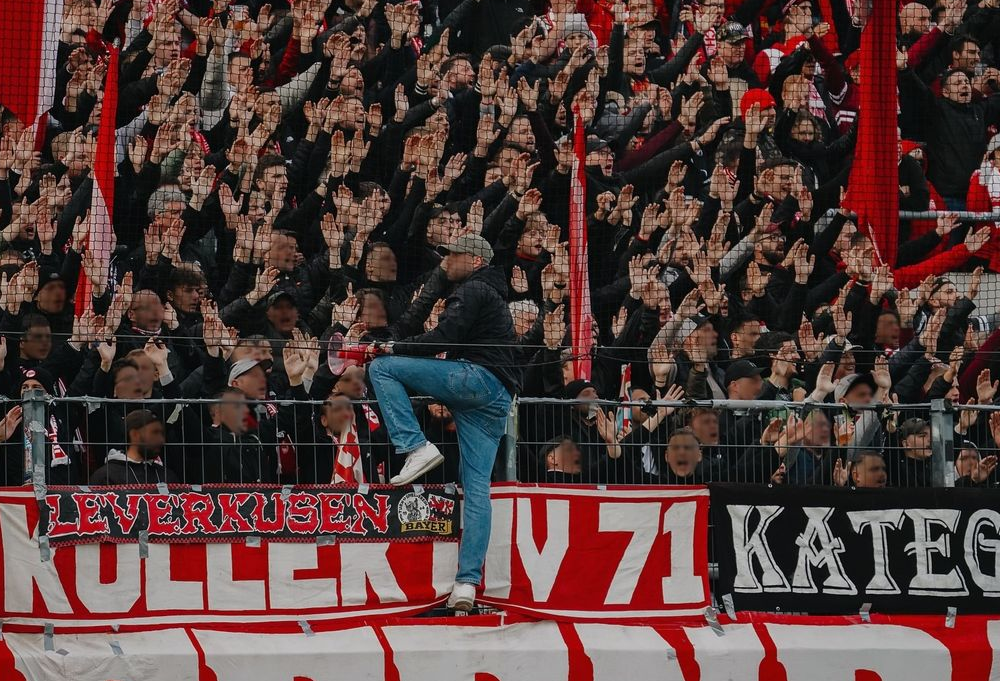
[[887, 417, 932, 487], [899, 65, 1000, 210], [539, 436, 583, 483], [89, 409, 178, 484], [368, 232, 517, 612], [954, 440, 998, 487], [850, 450, 888, 489], [194, 386, 274, 484]]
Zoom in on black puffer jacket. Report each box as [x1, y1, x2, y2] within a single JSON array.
[[393, 266, 521, 395]]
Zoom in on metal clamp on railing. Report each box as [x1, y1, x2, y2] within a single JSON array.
[[22, 389, 48, 497], [930, 399, 956, 488]]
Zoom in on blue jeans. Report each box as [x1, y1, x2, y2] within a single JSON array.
[[368, 356, 511, 586]]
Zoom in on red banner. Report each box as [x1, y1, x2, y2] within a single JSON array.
[[0, 485, 708, 629], [0, 613, 997, 680], [568, 109, 593, 380], [481, 484, 710, 620]]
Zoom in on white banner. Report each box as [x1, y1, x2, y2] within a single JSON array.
[[1, 616, 998, 681]]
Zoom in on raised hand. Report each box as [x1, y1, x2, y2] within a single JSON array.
[[247, 266, 280, 305], [675, 288, 703, 319], [776, 412, 807, 453], [831, 284, 853, 339], [968, 265, 983, 300], [517, 77, 540, 112], [832, 458, 849, 486], [283, 343, 309, 383], [143, 336, 170, 371], [333, 295, 360, 327], [920, 308, 945, 355], [510, 266, 529, 294], [895, 288, 917, 326], [594, 407, 620, 444], [746, 261, 769, 298], [0, 405, 23, 442], [694, 4, 721, 32], [814, 362, 839, 398], [517, 188, 543, 220], [707, 57, 728, 90], [679, 90, 704, 128], [798, 320, 823, 360], [965, 226, 991, 253], [96, 334, 118, 369], [991, 412, 1000, 449], [321, 212, 345, 257], [188, 165, 217, 212], [69, 309, 102, 347], [959, 398, 979, 432], [971, 455, 998, 484], [872, 354, 891, 392], [649, 343, 676, 383], [697, 116, 730, 147], [105, 272, 134, 334], [744, 103, 767, 137], [977, 368, 999, 404], [543, 304, 566, 350], [760, 417, 784, 445], [684, 250, 713, 287], [611, 306, 629, 338]]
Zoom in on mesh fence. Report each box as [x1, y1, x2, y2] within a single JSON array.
[[4, 394, 998, 489], [0, 0, 999, 491]]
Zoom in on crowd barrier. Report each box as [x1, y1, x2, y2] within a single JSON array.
[[7, 392, 996, 489]]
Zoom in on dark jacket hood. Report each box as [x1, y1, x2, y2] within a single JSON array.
[[467, 265, 509, 296]]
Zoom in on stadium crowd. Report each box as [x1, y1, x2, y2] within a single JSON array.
[[1, 0, 1000, 489]]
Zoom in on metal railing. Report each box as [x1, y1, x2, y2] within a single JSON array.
[[5, 391, 998, 490]]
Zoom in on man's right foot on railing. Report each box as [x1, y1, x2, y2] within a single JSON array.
[[390, 442, 445, 485]]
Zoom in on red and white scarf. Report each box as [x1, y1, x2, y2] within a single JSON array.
[[46, 416, 70, 467], [331, 421, 364, 484]]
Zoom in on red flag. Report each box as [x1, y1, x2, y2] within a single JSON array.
[[0, 0, 64, 126], [842, 0, 898, 269], [75, 46, 119, 313], [569, 109, 593, 381]]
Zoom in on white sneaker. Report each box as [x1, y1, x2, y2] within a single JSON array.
[[389, 442, 445, 486], [447, 582, 476, 612]]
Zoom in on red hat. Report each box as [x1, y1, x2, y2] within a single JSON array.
[[740, 88, 777, 118]]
